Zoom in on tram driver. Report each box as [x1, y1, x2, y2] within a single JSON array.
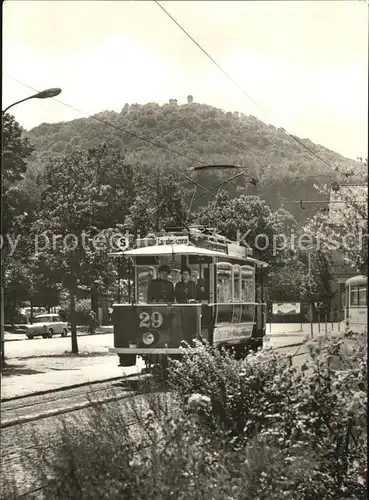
[[147, 264, 175, 303], [175, 266, 197, 303]]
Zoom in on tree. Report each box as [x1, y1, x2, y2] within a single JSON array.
[[125, 165, 189, 236], [33, 145, 135, 353], [2, 113, 35, 363], [307, 163, 368, 275], [194, 192, 297, 267], [25, 101, 360, 223], [2, 113, 35, 234], [268, 257, 307, 302]]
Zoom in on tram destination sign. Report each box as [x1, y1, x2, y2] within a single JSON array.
[[157, 236, 189, 246]]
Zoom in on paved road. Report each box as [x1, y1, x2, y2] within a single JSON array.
[[5, 319, 344, 360], [3, 329, 311, 360], [4, 333, 114, 359]]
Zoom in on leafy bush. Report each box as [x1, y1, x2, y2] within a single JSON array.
[[59, 298, 92, 325], [1, 333, 366, 499], [168, 333, 367, 498]]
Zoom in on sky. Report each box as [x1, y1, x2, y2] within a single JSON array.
[[2, 0, 368, 160]]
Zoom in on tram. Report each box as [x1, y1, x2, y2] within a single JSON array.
[[109, 227, 268, 366], [344, 275, 367, 333]]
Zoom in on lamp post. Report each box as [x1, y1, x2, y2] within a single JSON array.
[[3, 88, 62, 114], [1, 87, 62, 366]]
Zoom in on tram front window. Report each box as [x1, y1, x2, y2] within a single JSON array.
[[135, 256, 211, 304], [138, 256, 189, 304], [137, 267, 155, 303]]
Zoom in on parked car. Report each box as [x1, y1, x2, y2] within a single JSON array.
[[20, 306, 47, 318], [23, 314, 68, 339]]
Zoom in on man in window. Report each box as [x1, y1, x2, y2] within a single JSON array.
[[175, 266, 197, 303], [148, 265, 175, 303]]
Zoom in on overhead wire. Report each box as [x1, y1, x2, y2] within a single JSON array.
[[3, 59, 359, 212], [3, 74, 256, 205], [4, 75, 208, 167], [3, 73, 216, 199], [153, 0, 360, 202], [154, 1, 346, 172]]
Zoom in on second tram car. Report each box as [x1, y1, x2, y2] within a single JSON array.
[[110, 228, 268, 366], [344, 275, 367, 333]]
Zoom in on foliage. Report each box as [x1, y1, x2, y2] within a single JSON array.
[[299, 250, 334, 303], [195, 192, 297, 267], [25, 102, 362, 222], [1, 113, 49, 324], [167, 333, 367, 498], [1, 333, 366, 499], [268, 256, 307, 301], [59, 298, 92, 325], [125, 164, 190, 235], [306, 162, 368, 275], [1, 113, 35, 235], [28, 145, 135, 352]]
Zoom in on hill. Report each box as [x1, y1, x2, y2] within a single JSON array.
[[25, 100, 360, 221]]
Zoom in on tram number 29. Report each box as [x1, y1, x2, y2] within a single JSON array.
[[139, 311, 163, 329]]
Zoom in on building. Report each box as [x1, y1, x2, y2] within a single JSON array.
[[328, 184, 367, 319]]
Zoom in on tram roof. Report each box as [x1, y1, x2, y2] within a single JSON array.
[[110, 244, 268, 267], [345, 275, 367, 286]]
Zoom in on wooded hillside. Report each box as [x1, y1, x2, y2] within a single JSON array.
[[25, 100, 360, 220]]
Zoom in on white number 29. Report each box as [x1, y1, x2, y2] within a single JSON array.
[[139, 311, 163, 329]]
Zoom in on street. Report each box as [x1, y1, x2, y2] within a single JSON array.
[[3, 324, 315, 360], [4, 332, 114, 359]]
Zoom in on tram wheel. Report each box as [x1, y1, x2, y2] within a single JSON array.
[[234, 343, 249, 360], [249, 337, 263, 353]]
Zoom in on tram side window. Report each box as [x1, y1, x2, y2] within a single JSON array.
[[217, 262, 233, 303], [241, 266, 255, 302], [350, 286, 359, 306], [233, 265, 241, 302], [358, 285, 367, 305], [350, 286, 367, 306]]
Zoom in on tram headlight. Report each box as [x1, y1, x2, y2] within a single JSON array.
[[142, 331, 156, 346]]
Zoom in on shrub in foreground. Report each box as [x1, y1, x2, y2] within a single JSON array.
[[167, 334, 367, 498], [1, 332, 366, 499]]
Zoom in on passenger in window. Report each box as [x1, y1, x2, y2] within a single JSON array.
[[148, 265, 174, 303], [175, 266, 197, 303], [196, 277, 209, 301]]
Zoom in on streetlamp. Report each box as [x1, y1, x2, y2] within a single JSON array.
[[3, 88, 62, 114], [1, 87, 62, 366]]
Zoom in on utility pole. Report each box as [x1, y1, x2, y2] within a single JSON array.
[[308, 252, 313, 339], [1, 88, 62, 367]]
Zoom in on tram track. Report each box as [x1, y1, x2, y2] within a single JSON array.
[[1, 343, 308, 429], [1, 391, 168, 499], [1, 373, 126, 403], [1, 373, 156, 429]]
